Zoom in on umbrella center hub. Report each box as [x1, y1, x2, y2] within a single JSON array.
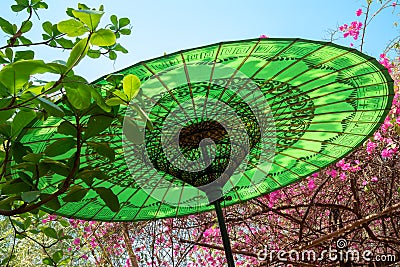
[[179, 120, 227, 149]]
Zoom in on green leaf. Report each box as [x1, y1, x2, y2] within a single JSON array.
[[105, 97, 125, 106], [27, 92, 65, 117], [5, 48, 13, 61], [46, 62, 67, 75], [66, 37, 89, 68], [42, 21, 52, 35], [87, 142, 115, 161], [57, 19, 87, 37], [77, 169, 110, 186], [52, 250, 63, 263], [113, 43, 128, 53], [123, 74, 141, 100], [84, 115, 113, 140], [105, 73, 124, 86], [119, 28, 131, 35], [11, 110, 36, 138], [21, 191, 40, 203], [22, 152, 42, 163], [32, 1, 48, 9], [77, 3, 90, 10], [110, 15, 118, 26], [42, 257, 53, 265], [109, 50, 117, 60], [18, 171, 34, 187], [11, 5, 26, 12], [119, 17, 130, 28], [87, 49, 101, 58], [56, 38, 74, 49], [57, 121, 77, 137], [23, 217, 32, 229], [89, 86, 111, 112], [41, 194, 61, 210], [72, 9, 104, 31], [42, 227, 58, 239], [18, 36, 32, 45], [14, 50, 34, 61], [21, 20, 32, 33], [11, 142, 32, 163], [0, 60, 54, 95], [59, 219, 69, 227], [44, 138, 76, 157], [123, 118, 144, 144], [65, 84, 91, 110], [0, 109, 15, 123], [1, 181, 31, 194], [15, 0, 29, 6], [0, 17, 15, 35], [62, 185, 88, 202], [90, 29, 116, 46], [11, 219, 25, 231], [41, 159, 70, 177], [95, 187, 120, 212]]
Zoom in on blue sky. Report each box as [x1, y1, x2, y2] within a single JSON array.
[[1, 0, 398, 81]]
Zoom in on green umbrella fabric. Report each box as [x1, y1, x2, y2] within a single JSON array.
[[15, 38, 393, 221]]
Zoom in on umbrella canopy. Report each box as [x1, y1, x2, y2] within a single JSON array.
[[15, 38, 393, 222]]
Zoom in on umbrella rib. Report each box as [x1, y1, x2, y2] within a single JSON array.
[[215, 40, 261, 102], [263, 58, 378, 103], [224, 40, 330, 105], [210, 39, 297, 120], [222, 57, 383, 118], [141, 62, 191, 121], [202, 42, 223, 119], [180, 52, 197, 116], [270, 81, 391, 112], [225, 38, 302, 104]]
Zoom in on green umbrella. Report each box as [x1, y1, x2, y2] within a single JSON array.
[[15, 38, 393, 266]]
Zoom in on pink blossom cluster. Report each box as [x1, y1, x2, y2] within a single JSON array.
[[41, 214, 57, 224], [339, 21, 363, 40], [379, 54, 394, 73]]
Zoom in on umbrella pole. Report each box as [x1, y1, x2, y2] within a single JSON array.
[[213, 200, 236, 267]]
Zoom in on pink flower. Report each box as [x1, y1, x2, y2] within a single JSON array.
[[374, 132, 383, 141], [362, 180, 368, 186], [339, 21, 363, 40], [124, 258, 131, 267], [336, 159, 350, 170], [327, 169, 338, 178], [260, 34, 269, 38], [356, 9, 362, 16], [73, 238, 80, 246], [371, 176, 378, 182], [366, 140, 377, 154], [307, 179, 316, 190], [82, 255, 88, 260], [48, 215, 57, 221], [392, 2, 396, 7], [379, 54, 393, 73], [339, 172, 347, 181]]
